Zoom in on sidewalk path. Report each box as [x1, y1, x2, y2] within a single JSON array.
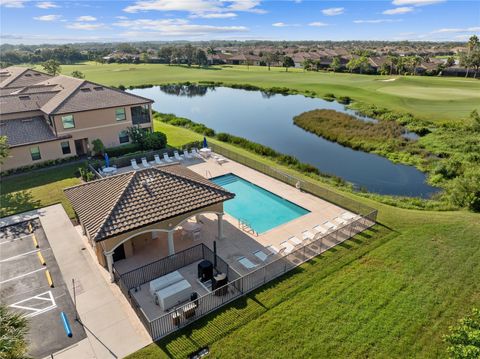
[[1, 204, 151, 359]]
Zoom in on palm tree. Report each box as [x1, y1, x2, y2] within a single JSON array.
[[0, 305, 29, 359]]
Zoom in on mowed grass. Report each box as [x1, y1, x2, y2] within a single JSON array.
[[128, 204, 480, 359], [56, 62, 480, 123], [125, 124, 480, 359], [0, 163, 83, 218]]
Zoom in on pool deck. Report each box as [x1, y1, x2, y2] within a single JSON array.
[[113, 154, 356, 279]]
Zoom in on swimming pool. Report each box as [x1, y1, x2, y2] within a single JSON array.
[[212, 173, 310, 234]]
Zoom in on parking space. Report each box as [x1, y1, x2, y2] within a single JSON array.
[[0, 219, 86, 358]]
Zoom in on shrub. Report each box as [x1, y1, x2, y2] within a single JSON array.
[[444, 308, 480, 358], [91, 139, 105, 156], [337, 96, 352, 105], [0, 156, 79, 177], [77, 165, 95, 182], [143, 131, 167, 150], [105, 143, 141, 157], [447, 168, 480, 212], [323, 93, 336, 102]]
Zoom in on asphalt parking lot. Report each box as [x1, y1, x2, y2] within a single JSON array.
[[0, 219, 86, 358]]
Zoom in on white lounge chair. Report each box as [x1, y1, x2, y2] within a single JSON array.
[[341, 212, 356, 220], [313, 224, 328, 235], [213, 154, 228, 164], [163, 153, 173, 163], [323, 221, 337, 231], [191, 148, 200, 159], [192, 148, 202, 159], [288, 236, 302, 246], [253, 250, 269, 262], [141, 157, 151, 168], [173, 151, 183, 161], [302, 230, 315, 241], [266, 245, 281, 255], [280, 241, 295, 255], [333, 217, 348, 226], [154, 154, 162, 165], [183, 149, 193, 159], [131, 159, 140, 170], [238, 256, 257, 269]]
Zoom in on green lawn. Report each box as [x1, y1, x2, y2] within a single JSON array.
[[55, 62, 480, 123], [0, 163, 83, 218], [4, 64, 479, 357], [126, 143, 480, 358]]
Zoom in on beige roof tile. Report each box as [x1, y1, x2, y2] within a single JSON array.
[[64, 165, 234, 242]]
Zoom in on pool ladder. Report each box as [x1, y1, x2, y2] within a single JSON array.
[[239, 218, 258, 237], [205, 170, 212, 179]]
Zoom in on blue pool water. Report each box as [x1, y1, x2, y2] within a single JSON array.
[[212, 173, 310, 234]]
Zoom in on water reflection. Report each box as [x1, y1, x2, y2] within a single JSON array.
[[129, 85, 438, 197]]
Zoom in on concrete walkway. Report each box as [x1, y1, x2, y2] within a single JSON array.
[[0, 204, 151, 359]]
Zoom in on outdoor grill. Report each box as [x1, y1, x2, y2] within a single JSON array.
[[197, 260, 213, 282]]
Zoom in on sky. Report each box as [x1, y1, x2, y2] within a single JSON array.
[[0, 0, 479, 44]]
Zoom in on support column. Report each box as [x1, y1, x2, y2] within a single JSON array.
[[217, 213, 224, 240], [167, 230, 175, 256], [105, 251, 114, 283]]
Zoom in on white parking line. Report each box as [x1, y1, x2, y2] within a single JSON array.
[[10, 290, 57, 318], [0, 267, 46, 285], [0, 248, 41, 263], [0, 234, 32, 245]]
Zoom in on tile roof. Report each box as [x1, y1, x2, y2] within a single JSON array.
[[48, 82, 153, 115], [0, 116, 69, 147], [64, 165, 234, 242], [0, 67, 52, 89], [0, 67, 153, 116], [0, 92, 58, 114]]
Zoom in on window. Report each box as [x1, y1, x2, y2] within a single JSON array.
[[30, 147, 41, 161], [130, 105, 150, 125], [119, 130, 129, 144], [61, 141, 71, 155], [61, 115, 75, 129], [115, 108, 126, 121]]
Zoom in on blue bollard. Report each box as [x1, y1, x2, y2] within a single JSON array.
[[60, 312, 73, 337]]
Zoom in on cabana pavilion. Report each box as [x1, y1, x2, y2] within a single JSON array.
[[64, 164, 234, 281]]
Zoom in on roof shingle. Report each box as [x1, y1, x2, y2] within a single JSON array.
[[64, 165, 234, 242], [0, 116, 69, 147]]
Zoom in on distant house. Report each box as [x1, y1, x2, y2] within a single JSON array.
[[0, 67, 153, 171], [226, 53, 262, 66]]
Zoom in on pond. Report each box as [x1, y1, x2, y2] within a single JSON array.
[[129, 85, 438, 198]]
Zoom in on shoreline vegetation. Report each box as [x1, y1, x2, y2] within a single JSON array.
[[293, 109, 426, 167], [140, 80, 478, 212], [154, 111, 455, 211]]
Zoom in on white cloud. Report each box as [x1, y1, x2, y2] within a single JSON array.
[[392, 0, 445, 6], [66, 22, 106, 30], [115, 15, 128, 19], [354, 19, 401, 24], [36, 1, 59, 9], [272, 22, 300, 27], [190, 12, 237, 18], [309, 22, 328, 27], [0, 0, 26, 8], [322, 7, 344, 16], [33, 14, 62, 21], [113, 18, 248, 36], [76, 15, 97, 21], [383, 6, 413, 14], [432, 26, 480, 33], [123, 0, 265, 17]]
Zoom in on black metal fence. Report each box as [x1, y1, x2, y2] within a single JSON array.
[[209, 142, 376, 216], [115, 243, 209, 290], [115, 210, 376, 341], [113, 142, 378, 341]]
